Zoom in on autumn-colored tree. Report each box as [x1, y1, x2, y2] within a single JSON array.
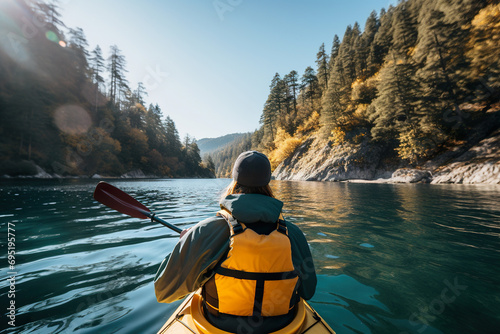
[[467, 3, 500, 91]]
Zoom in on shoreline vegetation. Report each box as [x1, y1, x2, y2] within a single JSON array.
[[2, 1, 499, 184], [0, 1, 215, 180], [206, 1, 499, 185]]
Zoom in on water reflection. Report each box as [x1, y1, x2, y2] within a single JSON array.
[[0, 179, 499, 333], [272, 181, 500, 334]]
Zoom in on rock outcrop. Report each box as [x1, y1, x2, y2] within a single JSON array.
[[273, 137, 394, 182], [273, 126, 500, 185], [120, 169, 146, 178], [34, 165, 53, 178], [391, 169, 432, 183], [430, 129, 500, 184]]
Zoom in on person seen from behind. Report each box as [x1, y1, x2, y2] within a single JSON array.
[[154, 150, 317, 333]]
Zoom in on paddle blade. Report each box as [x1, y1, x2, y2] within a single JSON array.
[[93, 181, 150, 219]]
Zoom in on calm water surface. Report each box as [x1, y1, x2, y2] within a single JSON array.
[[1, 179, 499, 334]]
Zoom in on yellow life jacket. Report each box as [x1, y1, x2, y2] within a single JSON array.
[[202, 210, 299, 318]]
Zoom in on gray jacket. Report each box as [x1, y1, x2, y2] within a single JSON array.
[[154, 193, 317, 303]]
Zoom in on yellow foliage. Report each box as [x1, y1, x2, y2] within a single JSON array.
[[329, 126, 346, 146], [268, 128, 302, 170], [354, 104, 369, 119], [396, 129, 435, 164], [408, 46, 416, 57], [467, 3, 500, 78], [471, 3, 500, 28], [295, 111, 320, 136], [351, 78, 364, 90], [135, 103, 147, 112]]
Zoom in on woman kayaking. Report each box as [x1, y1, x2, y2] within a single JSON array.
[[154, 151, 317, 334]]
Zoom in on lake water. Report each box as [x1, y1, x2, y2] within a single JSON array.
[[1, 179, 499, 334]]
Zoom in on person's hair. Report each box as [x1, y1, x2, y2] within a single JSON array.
[[221, 180, 274, 201]]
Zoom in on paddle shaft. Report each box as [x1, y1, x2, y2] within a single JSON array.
[[142, 210, 183, 234]]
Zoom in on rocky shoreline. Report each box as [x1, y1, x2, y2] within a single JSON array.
[[1, 166, 163, 180], [272, 127, 500, 185]]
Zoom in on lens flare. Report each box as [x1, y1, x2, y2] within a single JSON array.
[[59, 41, 67, 47], [54, 105, 92, 135], [45, 30, 58, 43]]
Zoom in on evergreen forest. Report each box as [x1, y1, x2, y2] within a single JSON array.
[[210, 0, 499, 176], [2, 0, 499, 179], [0, 0, 213, 178]]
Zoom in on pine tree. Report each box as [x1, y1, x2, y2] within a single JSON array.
[[339, 24, 359, 84], [284, 70, 299, 132], [163, 115, 182, 158], [328, 35, 341, 71], [259, 73, 289, 145], [358, 11, 380, 78], [33, 1, 65, 35], [133, 82, 148, 106], [371, 52, 443, 163], [90, 45, 105, 91], [371, 53, 419, 141], [205, 154, 216, 176], [260, 97, 277, 145], [368, 6, 395, 73], [108, 45, 129, 105], [391, 1, 418, 58], [67, 27, 90, 78], [414, 0, 482, 131], [315, 43, 329, 92], [321, 60, 349, 135], [88, 45, 106, 118], [182, 135, 203, 176], [145, 104, 165, 151], [300, 67, 319, 110], [320, 24, 363, 135]]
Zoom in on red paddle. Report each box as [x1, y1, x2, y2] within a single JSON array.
[[93, 181, 183, 234]]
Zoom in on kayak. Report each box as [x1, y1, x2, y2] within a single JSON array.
[[157, 289, 336, 334]]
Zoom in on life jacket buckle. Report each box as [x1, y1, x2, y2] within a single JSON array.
[[277, 220, 287, 235], [231, 222, 244, 235]]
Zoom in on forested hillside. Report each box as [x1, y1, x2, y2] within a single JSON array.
[[206, 133, 252, 177], [2, 0, 498, 180], [196, 133, 248, 156], [0, 0, 212, 178], [251, 0, 499, 170]]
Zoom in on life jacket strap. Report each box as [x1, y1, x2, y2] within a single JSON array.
[[277, 219, 287, 235], [217, 210, 245, 235], [215, 267, 299, 281], [214, 266, 299, 317], [218, 209, 287, 236], [230, 219, 245, 235]]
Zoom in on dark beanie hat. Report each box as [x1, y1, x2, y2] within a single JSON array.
[[232, 151, 271, 187]]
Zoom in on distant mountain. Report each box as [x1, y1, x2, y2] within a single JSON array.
[[197, 133, 249, 156]]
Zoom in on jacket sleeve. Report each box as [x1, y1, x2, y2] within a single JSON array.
[[287, 221, 317, 300], [154, 217, 230, 303]]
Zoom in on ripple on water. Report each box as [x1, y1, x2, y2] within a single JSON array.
[[2, 179, 499, 334], [325, 254, 340, 259]]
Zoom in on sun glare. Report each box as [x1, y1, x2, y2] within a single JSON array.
[[54, 105, 92, 135]]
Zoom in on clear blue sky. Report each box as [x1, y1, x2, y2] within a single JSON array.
[[59, 0, 396, 140]]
